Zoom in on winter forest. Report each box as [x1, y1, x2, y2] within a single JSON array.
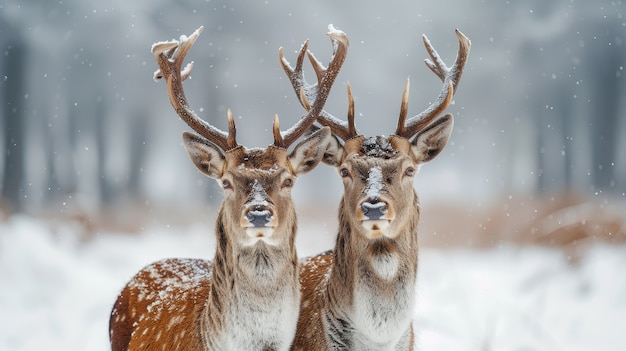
[[1, 0, 625, 350]]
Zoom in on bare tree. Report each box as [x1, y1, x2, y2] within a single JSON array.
[[1, 35, 27, 212], [585, 20, 623, 193]]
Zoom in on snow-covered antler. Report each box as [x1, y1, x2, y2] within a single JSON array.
[[153, 26, 347, 151], [275, 24, 349, 148], [152, 26, 237, 151], [395, 29, 471, 139], [280, 24, 356, 141]]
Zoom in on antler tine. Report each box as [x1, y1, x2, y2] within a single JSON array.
[[396, 29, 471, 139], [396, 78, 411, 137], [311, 82, 356, 141], [279, 39, 311, 109], [152, 26, 236, 151], [346, 81, 357, 137], [279, 24, 355, 143], [423, 29, 471, 93], [272, 114, 284, 146]]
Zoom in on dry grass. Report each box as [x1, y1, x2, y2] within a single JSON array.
[[6, 193, 625, 256], [419, 193, 626, 253]]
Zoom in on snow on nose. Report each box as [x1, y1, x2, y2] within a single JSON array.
[[243, 180, 275, 228], [365, 166, 383, 199]]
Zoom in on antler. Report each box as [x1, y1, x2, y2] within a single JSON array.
[[395, 29, 471, 139], [152, 27, 236, 151], [153, 26, 347, 151], [279, 24, 356, 142]]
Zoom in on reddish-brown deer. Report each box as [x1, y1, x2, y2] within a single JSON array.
[[281, 29, 471, 350], [108, 26, 348, 351]]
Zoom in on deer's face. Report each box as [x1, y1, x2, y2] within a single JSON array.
[[219, 147, 297, 246], [183, 127, 331, 247], [333, 136, 420, 241], [323, 116, 453, 242]]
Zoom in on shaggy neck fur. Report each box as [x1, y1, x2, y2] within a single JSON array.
[[323, 193, 420, 350], [201, 207, 300, 351]]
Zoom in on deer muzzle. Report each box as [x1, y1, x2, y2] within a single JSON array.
[[356, 197, 396, 239], [361, 200, 388, 220], [246, 209, 273, 227], [241, 205, 278, 243]]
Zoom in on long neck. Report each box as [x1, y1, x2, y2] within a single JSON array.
[[202, 207, 300, 346], [330, 195, 419, 292], [202, 212, 234, 332], [324, 193, 420, 346]]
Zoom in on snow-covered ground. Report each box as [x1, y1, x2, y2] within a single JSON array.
[[1, 215, 625, 351]]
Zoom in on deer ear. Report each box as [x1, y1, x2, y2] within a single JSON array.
[[182, 131, 226, 179], [321, 134, 344, 167], [288, 127, 332, 175], [410, 114, 454, 164]]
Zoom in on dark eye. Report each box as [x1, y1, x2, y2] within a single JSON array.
[[222, 179, 232, 189], [340, 168, 350, 177], [405, 167, 416, 177], [282, 178, 293, 188]]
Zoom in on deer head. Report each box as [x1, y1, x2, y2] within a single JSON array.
[[152, 26, 348, 247], [282, 29, 470, 243]]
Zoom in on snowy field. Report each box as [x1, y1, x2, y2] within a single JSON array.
[[1, 214, 625, 351]]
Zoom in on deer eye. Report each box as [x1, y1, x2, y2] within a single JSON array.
[[282, 178, 293, 188], [340, 168, 350, 178], [404, 167, 416, 177], [222, 179, 232, 189]]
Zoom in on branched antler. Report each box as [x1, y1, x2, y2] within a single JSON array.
[[282, 28, 471, 142], [276, 24, 349, 147], [395, 29, 471, 138], [152, 27, 237, 151], [152, 25, 348, 151]]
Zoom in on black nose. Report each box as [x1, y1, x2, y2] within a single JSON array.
[[361, 201, 387, 220], [247, 209, 272, 227]]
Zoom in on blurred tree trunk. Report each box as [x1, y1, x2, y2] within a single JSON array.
[[128, 109, 149, 200], [1, 39, 27, 212], [95, 95, 113, 206], [557, 88, 574, 190], [43, 102, 62, 205], [534, 103, 550, 193], [586, 21, 622, 194], [588, 49, 620, 193]]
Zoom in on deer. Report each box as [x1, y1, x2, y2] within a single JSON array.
[[280, 29, 471, 350], [108, 25, 348, 351]]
